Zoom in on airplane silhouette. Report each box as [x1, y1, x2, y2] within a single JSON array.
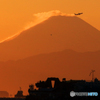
[[74, 12, 83, 15]]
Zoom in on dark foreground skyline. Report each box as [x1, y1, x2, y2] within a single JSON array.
[[0, 15, 100, 96]]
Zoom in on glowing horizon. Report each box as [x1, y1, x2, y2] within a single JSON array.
[[0, 0, 100, 96], [0, 0, 100, 42], [0, 10, 75, 43]]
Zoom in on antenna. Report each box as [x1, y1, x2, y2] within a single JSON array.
[[20, 87, 21, 91], [89, 70, 95, 82]]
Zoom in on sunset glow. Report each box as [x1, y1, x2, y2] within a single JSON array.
[[1, 10, 75, 43], [0, 0, 100, 97], [0, 0, 100, 42]]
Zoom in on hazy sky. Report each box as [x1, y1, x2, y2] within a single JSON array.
[[0, 0, 100, 41], [0, 0, 100, 96]]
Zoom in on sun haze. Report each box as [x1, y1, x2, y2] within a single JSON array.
[[1, 10, 75, 43], [0, 0, 100, 97], [0, 0, 100, 41]]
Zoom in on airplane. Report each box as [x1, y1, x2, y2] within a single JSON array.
[[74, 12, 83, 15]]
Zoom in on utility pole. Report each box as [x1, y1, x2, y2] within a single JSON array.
[[89, 70, 95, 82]]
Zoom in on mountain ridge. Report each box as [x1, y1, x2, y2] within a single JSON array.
[[0, 49, 100, 95], [0, 16, 100, 61]]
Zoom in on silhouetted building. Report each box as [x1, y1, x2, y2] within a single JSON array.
[[25, 77, 100, 100], [15, 87, 25, 98]]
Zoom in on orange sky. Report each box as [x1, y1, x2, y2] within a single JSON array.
[[0, 0, 100, 96], [0, 0, 100, 42]]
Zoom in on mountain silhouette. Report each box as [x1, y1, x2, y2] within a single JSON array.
[[0, 49, 100, 95], [0, 16, 100, 61], [0, 91, 9, 97]]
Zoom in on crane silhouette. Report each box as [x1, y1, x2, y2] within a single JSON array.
[[89, 70, 95, 82]]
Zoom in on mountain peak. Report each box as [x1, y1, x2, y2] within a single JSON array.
[[0, 15, 100, 61]]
